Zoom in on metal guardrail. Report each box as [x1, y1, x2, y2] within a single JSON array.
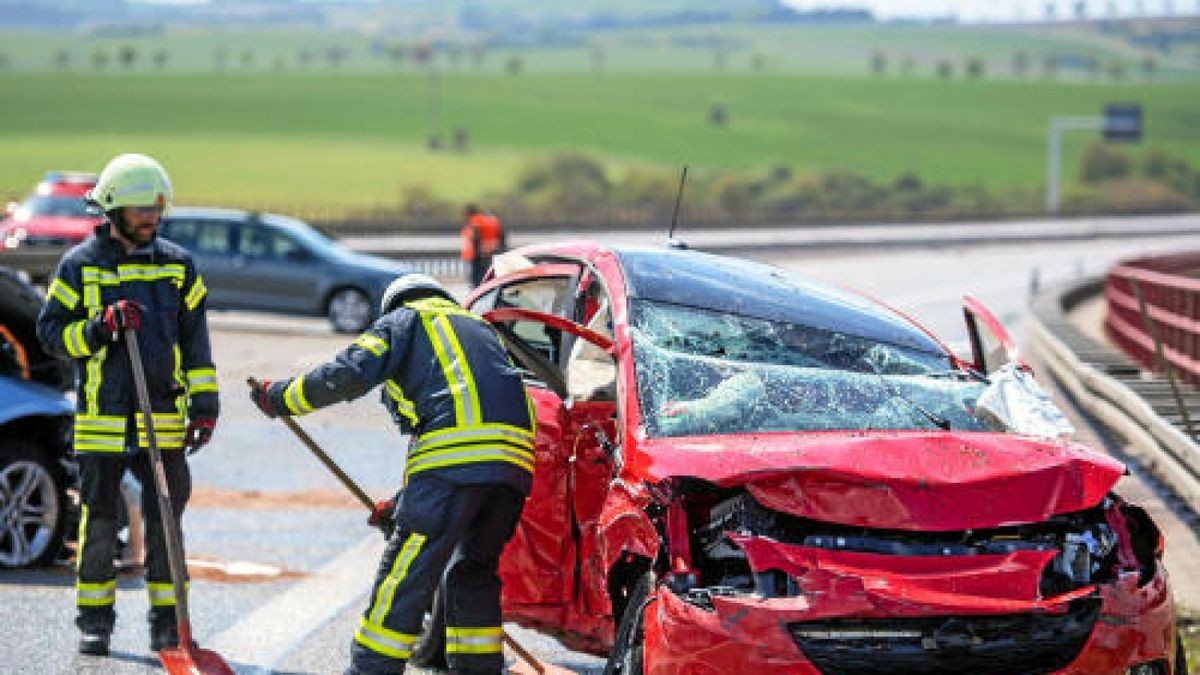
[[1030, 277, 1200, 509], [1106, 252, 1200, 388]]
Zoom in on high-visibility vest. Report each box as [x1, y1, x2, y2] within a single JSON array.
[[461, 214, 503, 261]]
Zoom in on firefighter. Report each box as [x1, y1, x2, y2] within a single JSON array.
[[460, 204, 506, 289], [36, 153, 219, 656], [248, 273, 534, 675]]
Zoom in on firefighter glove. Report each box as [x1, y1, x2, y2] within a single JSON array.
[[248, 378, 281, 418], [92, 300, 143, 342], [184, 417, 216, 455], [368, 499, 396, 538]]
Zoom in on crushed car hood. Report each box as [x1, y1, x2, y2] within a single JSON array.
[[637, 430, 1124, 530]]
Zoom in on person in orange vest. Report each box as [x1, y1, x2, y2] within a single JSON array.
[[461, 204, 506, 288]]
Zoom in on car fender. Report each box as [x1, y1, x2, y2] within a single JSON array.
[[596, 480, 659, 579], [0, 376, 72, 427]]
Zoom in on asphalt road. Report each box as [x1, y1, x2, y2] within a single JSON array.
[[3, 232, 1200, 674]]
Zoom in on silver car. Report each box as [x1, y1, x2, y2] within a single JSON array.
[[160, 207, 407, 332]]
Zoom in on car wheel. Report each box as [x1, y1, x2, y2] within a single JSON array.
[[0, 439, 66, 568], [327, 288, 372, 333], [604, 572, 653, 675]]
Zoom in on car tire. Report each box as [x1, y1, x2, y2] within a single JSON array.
[[604, 572, 653, 675], [0, 439, 66, 568], [327, 288, 373, 333]]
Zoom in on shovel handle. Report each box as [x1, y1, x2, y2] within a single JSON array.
[[247, 377, 375, 510], [127, 329, 193, 644]]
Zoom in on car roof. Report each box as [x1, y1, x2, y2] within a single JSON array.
[[35, 172, 96, 198], [610, 245, 946, 355]]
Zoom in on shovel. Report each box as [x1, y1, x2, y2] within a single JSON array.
[[248, 378, 566, 675], [127, 329, 235, 675]]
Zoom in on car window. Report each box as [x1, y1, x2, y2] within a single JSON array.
[[241, 226, 303, 261], [21, 195, 96, 218], [194, 220, 235, 255], [566, 278, 616, 402], [161, 218, 197, 247], [496, 276, 574, 363]]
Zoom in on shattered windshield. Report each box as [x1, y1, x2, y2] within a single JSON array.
[[631, 300, 990, 437]]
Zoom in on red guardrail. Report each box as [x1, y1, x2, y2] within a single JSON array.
[[1106, 252, 1200, 386]]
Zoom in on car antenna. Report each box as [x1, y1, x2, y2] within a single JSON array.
[[667, 165, 689, 250]]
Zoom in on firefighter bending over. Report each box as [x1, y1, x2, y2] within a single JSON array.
[[37, 153, 219, 657], [249, 273, 534, 675]]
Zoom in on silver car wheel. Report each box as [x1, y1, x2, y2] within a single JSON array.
[[328, 288, 372, 333], [0, 458, 61, 568]]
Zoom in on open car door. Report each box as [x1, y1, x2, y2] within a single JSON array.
[[962, 294, 1028, 375], [483, 307, 618, 619]]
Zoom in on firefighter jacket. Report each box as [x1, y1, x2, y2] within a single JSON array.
[[267, 295, 535, 494], [37, 224, 219, 454]]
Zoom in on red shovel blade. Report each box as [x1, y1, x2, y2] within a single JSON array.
[[157, 644, 235, 675]]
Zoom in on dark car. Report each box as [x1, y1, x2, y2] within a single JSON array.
[[466, 242, 1184, 675], [158, 207, 408, 332], [1, 171, 102, 250], [0, 266, 75, 568]]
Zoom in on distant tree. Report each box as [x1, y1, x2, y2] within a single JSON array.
[[965, 56, 986, 79], [453, 127, 469, 152], [505, 54, 523, 75], [53, 49, 70, 71], [118, 45, 136, 70], [1108, 60, 1127, 80], [240, 50, 254, 70], [297, 48, 313, 70], [870, 50, 887, 75], [388, 44, 406, 69], [900, 54, 915, 75], [936, 59, 954, 79], [1141, 54, 1157, 77], [1042, 54, 1059, 78], [1013, 50, 1030, 77], [709, 102, 728, 127], [92, 49, 109, 71], [470, 43, 486, 69], [325, 46, 348, 69], [1081, 142, 1131, 182], [152, 49, 168, 71]]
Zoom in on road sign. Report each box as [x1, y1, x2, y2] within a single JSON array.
[[1103, 103, 1142, 143]]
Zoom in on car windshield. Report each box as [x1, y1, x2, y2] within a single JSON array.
[[259, 213, 344, 253], [21, 195, 97, 218], [630, 299, 990, 437]]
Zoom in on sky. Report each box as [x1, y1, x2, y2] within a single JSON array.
[[782, 0, 1200, 21]]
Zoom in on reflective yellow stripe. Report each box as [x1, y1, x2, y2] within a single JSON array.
[[83, 283, 101, 310], [187, 367, 218, 394], [284, 377, 314, 415], [422, 313, 482, 426], [354, 333, 389, 357], [407, 297, 478, 319], [48, 278, 80, 310], [76, 579, 117, 607], [185, 277, 207, 310], [147, 582, 187, 607], [354, 618, 416, 660], [446, 626, 503, 654], [406, 445, 535, 478], [84, 347, 106, 415], [384, 380, 418, 425], [137, 413, 186, 450], [117, 263, 186, 284], [413, 424, 534, 454], [76, 504, 89, 572], [63, 320, 92, 358], [75, 415, 127, 453], [368, 532, 426, 625]]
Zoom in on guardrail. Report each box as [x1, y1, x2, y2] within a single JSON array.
[[1106, 252, 1200, 387]]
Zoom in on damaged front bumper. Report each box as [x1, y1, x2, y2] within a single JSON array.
[[642, 536, 1176, 675]]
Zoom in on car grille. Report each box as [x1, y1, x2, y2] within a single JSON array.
[[788, 598, 1100, 675]]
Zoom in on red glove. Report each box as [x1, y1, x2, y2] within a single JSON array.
[[93, 300, 143, 342], [184, 418, 216, 454], [368, 499, 396, 537], [249, 379, 281, 418]]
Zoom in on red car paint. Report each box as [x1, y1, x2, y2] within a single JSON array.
[[470, 242, 1180, 674], [1, 172, 101, 249]]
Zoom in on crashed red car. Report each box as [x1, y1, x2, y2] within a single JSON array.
[[468, 242, 1184, 675], [1, 171, 101, 250]]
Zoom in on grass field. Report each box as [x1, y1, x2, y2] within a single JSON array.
[[2, 70, 1196, 210]]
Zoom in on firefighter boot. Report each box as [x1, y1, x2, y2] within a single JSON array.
[[78, 628, 111, 656], [148, 608, 193, 652]]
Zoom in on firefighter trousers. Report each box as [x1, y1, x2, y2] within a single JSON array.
[[349, 474, 525, 674], [75, 450, 190, 633]]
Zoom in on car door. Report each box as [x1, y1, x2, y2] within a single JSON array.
[[231, 222, 323, 313], [162, 216, 241, 308], [963, 294, 1027, 375]]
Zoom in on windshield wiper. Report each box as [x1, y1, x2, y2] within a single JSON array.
[[861, 359, 951, 431]]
